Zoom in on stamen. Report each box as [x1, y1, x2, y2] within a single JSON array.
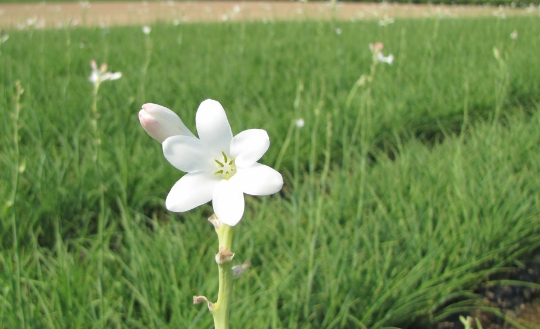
[[222, 151, 228, 163], [214, 170, 224, 175], [226, 172, 230, 180], [215, 159, 224, 167]]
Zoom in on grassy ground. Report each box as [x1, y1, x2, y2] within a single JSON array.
[[1, 15, 540, 328]]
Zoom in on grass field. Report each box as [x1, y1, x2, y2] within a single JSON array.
[[1, 14, 540, 329]]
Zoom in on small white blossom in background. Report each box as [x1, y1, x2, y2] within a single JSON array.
[[369, 42, 394, 65], [510, 30, 518, 39], [233, 5, 241, 13], [326, 0, 343, 8], [139, 100, 283, 226], [79, 1, 90, 9], [493, 6, 506, 19], [377, 52, 394, 65], [295, 118, 305, 128], [89, 60, 122, 86], [335, 28, 342, 35], [378, 16, 395, 26], [0, 33, 8, 44], [142, 25, 151, 35]]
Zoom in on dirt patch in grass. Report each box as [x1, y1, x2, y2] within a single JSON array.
[[0, 1, 537, 29], [432, 253, 540, 329]]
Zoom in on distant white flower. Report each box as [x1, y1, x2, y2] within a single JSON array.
[[510, 30, 518, 39], [378, 16, 394, 26], [142, 25, 151, 35], [335, 28, 342, 35], [26, 17, 37, 26], [233, 5, 241, 13], [370, 42, 394, 65], [377, 52, 394, 65], [295, 118, 305, 128], [149, 99, 283, 226], [493, 6, 506, 19], [0, 34, 8, 44], [222, 14, 229, 21], [89, 60, 122, 85], [326, 1, 343, 8], [79, 1, 90, 9]]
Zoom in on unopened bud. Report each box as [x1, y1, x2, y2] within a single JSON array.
[[139, 103, 194, 143], [369, 42, 384, 54]]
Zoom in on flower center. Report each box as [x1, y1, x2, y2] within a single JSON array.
[[214, 151, 236, 180]]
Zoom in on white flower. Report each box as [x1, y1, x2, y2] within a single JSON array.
[[89, 60, 122, 85], [0, 34, 8, 44], [158, 99, 283, 226], [142, 25, 151, 35], [139, 103, 194, 143], [493, 6, 506, 19], [378, 16, 394, 26], [335, 28, 342, 35], [510, 30, 518, 40], [369, 42, 394, 65], [377, 52, 394, 65], [295, 118, 305, 128]]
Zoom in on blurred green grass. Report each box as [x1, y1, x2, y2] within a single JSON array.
[[1, 16, 540, 328]]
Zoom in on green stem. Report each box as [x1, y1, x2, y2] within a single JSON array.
[[11, 81, 27, 329], [212, 223, 234, 329]]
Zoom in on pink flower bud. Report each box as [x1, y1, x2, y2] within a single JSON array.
[[139, 103, 194, 143]]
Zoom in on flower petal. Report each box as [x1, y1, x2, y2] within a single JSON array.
[[232, 163, 283, 196], [140, 103, 194, 143], [166, 172, 218, 212], [213, 180, 245, 226], [163, 136, 214, 172], [230, 129, 270, 168], [196, 99, 233, 155]]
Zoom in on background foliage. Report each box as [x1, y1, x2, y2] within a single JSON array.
[[1, 14, 540, 329]]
